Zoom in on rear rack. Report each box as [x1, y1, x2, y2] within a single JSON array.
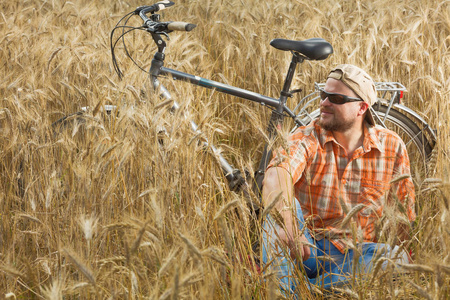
[[373, 82, 407, 92]]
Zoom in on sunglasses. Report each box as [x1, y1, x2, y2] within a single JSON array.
[[319, 88, 363, 105]]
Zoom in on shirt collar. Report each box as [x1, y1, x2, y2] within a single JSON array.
[[316, 120, 383, 153]]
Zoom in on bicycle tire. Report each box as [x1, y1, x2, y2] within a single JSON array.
[[51, 110, 115, 150], [52, 111, 87, 129]]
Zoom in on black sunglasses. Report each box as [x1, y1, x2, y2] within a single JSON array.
[[319, 88, 363, 105]]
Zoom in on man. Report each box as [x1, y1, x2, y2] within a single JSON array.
[[261, 64, 415, 293]]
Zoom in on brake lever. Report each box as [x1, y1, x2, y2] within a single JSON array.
[[144, 23, 171, 41], [156, 31, 170, 40]]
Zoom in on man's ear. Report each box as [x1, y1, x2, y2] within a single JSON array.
[[358, 102, 369, 117]]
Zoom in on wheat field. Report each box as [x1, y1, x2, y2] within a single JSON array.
[[0, 0, 449, 299]]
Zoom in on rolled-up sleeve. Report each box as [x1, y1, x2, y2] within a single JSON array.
[[267, 130, 316, 185]]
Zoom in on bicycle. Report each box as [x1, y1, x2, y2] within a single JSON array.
[[53, 0, 436, 204]]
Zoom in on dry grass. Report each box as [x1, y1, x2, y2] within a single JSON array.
[[1, 0, 449, 298]]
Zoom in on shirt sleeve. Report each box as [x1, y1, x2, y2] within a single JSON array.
[[266, 130, 316, 185]]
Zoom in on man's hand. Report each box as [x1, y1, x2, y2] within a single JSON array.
[[278, 227, 311, 262]]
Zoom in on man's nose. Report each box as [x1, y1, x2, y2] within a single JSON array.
[[320, 97, 332, 106]]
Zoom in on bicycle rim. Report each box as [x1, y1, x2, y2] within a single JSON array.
[[372, 105, 433, 183]]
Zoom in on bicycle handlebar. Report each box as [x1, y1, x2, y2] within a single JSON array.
[[141, 19, 197, 33]]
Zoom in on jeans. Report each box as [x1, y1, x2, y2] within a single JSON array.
[[261, 199, 409, 293]]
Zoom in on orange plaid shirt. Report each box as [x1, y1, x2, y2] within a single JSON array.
[[268, 120, 415, 253]]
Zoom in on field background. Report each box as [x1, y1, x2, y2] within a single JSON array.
[[1, 0, 449, 299]]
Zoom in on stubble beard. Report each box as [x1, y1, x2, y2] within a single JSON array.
[[318, 114, 354, 132]]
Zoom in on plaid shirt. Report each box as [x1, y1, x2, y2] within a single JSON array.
[[268, 120, 415, 253]]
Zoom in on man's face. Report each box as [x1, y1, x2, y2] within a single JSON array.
[[318, 78, 365, 132]]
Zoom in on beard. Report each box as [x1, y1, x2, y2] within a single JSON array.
[[318, 112, 354, 132]]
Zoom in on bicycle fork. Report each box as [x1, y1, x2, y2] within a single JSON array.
[[148, 33, 303, 205], [148, 39, 248, 193]]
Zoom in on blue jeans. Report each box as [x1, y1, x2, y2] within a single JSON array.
[[261, 200, 409, 293]]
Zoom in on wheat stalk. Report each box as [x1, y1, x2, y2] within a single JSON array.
[[62, 248, 96, 287]]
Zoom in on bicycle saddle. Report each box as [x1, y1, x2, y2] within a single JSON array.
[[270, 38, 333, 60]]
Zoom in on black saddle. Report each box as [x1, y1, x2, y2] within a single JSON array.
[[270, 38, 333, 60]]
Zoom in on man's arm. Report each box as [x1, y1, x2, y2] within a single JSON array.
[[262, 166, 310, 261]]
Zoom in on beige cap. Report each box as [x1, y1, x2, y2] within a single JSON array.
[[328, 64, 377, 126]]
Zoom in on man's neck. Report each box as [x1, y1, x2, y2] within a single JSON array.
[[332, 123, 365, 159]]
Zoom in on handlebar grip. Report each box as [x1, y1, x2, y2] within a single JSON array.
[[167, 21, 197, 32]]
